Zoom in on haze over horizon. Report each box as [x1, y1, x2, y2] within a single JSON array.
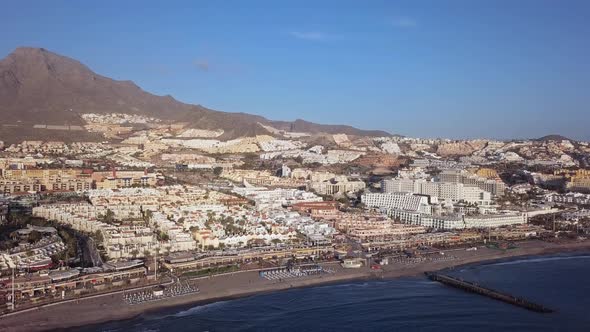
[[2, 0, 589, 140]]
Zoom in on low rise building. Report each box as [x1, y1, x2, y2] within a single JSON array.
[[308, 177, 366, 195], [386, 209, 527, 230]]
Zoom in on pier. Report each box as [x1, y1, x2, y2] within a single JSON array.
[[425, 272, 554, 313]]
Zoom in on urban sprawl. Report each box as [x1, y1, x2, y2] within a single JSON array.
[[1, 114, 590, 313]]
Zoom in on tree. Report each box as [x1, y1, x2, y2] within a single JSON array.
[[337, 196, 350, 206], [271, 239, 282, 246], [131, 249, 140, 259], [99, 209, 116, 224], [50, 254, 62, 266], [213, 167, 223, 176], [157, 231, 170, 241], [28, 230, 43, 244], [207, 211, 216, 222], [94, 230, 104, 243], [144, 210, 153, 222]]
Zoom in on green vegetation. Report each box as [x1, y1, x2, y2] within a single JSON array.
[[93, 230, 104, 243], [0, 213, 79, 259], [97, 209, 117, 225], [27, 230, 43, 243], [180, 264, 239, 277], [225, 223, 242, 236], [56, 227, 78, 259], [131, 249, 140, 259], [157, 231, 170, 241], [337, 196, 350, 206], [143, 209, 153, 223]]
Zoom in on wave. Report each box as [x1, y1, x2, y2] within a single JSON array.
[[141, 301, 231, 321], [172, 301, 230, 318], [482, 254, 590, 267]]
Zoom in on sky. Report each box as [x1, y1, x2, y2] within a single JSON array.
[[1, 0, 589, 140]]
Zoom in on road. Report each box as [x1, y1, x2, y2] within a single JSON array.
[[79, 235, 103, 267]]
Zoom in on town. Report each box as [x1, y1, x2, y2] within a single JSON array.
[[1, 121, 589, 315]]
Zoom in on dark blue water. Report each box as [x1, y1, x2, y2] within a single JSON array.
[[78, 253, 590, 331]]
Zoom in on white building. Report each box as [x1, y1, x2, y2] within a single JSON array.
[[382, 178, 492, 206], [386, 208, 527, 230], [361, 192, 432, 214], [308, 177, 366, 195]]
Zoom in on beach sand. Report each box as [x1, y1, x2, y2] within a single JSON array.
[[1, 239, 589, 332]]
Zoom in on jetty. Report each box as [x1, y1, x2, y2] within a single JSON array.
[[425, 272, 554, 313]]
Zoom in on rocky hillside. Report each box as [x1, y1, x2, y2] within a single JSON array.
[[0, 47, 390, 141]]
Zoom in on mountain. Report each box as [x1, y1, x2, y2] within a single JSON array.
[[0, 47, 390, 142], [535, 134, 573, 142]]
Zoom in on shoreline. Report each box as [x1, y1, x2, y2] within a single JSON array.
[[1, 240, 589, 332]]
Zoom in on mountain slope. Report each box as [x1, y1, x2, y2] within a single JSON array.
[[0, 47, 390, 140], [535, 134, 573, 142]]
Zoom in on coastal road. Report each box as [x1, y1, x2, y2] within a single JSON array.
[[2, 240, 590, 332]]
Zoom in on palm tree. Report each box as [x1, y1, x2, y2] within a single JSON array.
[[144, 210, 153, 222]]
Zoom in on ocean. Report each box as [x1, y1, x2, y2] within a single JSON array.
[[77, 253, 590, 331]]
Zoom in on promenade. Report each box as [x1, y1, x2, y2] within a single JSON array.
[[1, 240, 588, 332]]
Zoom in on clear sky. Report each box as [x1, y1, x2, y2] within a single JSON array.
[[1, 0, 589, 140]]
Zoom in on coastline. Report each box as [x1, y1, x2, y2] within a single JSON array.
[[1, 239, 589, 332]]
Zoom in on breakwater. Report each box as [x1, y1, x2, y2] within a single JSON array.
[[425, 272, 554, 313]]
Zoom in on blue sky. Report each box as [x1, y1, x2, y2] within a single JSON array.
[[2, 0, 589, 140]]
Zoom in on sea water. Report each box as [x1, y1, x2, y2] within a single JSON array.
[[77, 253, 590, 331]]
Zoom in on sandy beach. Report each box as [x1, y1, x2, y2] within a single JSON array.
[[1, 239, 589, 332]]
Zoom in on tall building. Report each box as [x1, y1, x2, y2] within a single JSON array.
[[439, 169, 505, 196], [361, 192, 432, 214], [381, 178, 492, 206], [562, 169, 590, 193]]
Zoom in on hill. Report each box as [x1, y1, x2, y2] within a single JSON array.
[[0, 47, 390, 142], [535, 134, 573, 142]]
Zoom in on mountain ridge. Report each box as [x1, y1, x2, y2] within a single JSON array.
[[535, 134, 573, 142], [0, 47, 391, 141]]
